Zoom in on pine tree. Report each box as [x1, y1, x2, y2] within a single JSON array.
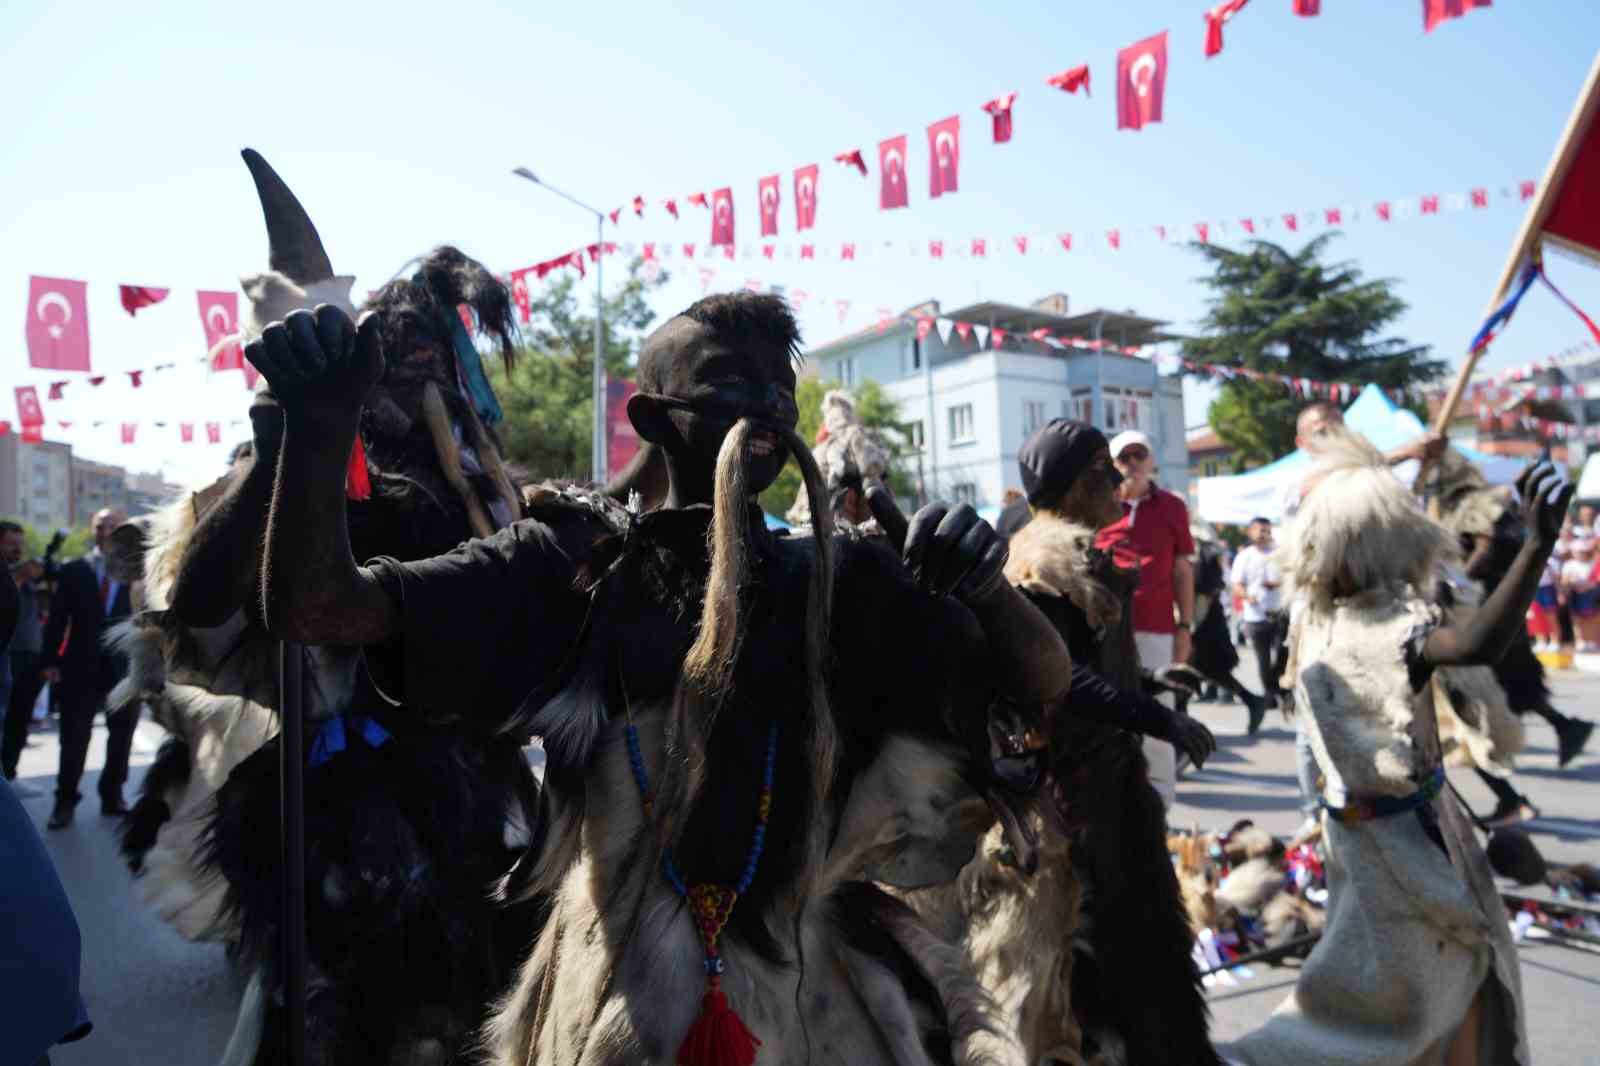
[[1186, 234, 1444, 468]]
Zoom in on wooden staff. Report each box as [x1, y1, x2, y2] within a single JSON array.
[[1432, 50, 1600, 436]]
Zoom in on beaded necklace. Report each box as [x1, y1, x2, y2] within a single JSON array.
[[622, 692, 776, 1066]]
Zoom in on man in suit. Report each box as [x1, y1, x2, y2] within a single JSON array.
[[42, 509, 133, 830]]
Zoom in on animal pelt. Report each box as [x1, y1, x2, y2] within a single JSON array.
[[205, 725, 543, 1066], [1004, 513, 1123, 638], [786, 389, 893, 527], [1427, 447, 1512, 543]]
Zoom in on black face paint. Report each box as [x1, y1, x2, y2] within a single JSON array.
[[640, 380, 798, 430]]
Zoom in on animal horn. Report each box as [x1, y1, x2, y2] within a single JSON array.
[[240, 148, 335, 285]]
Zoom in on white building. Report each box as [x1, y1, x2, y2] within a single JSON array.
[[806, 293, 1186, 509]]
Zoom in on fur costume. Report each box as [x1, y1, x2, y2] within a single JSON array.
[[116, 151, 543, 1066], [904, 510, 1218, 1066], [1231, 432, 1527, 1066], [474, 488, 1020, 1066], [786, 389, 892, 527]]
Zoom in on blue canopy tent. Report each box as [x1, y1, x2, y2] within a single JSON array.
[[1194, 384, 1525, 527]]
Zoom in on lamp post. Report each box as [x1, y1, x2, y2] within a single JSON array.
[[512, 167, 607, 484]]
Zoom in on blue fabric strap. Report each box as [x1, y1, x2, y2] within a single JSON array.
[[447, 307, 504, 427], [308, 714, 394, 768], [1323, 767, 1446, 825]]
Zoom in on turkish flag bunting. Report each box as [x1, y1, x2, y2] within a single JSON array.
[[1047, 64, 1091, 96], [1205, 0, 1250, 58], [632, 196, 645, 217], [793, 164, 819, 231], [991, 327, 1007, 349], [1107, 229, 1122, 249], [955, 321, 972, 341], [198, 291, 243, 370], [1293, 0, 1320, 13], [1058, 233, 1073, 251], [510, 269, 532, 324], [608, 209, 621, 225], [121, 423, 137, 444], [710, 187, 735, 246], [21, 425, 42, 444], [119, 285, 169, 317], [879, 135, 909, 210], [916, 317, 934, 342], [206, 422, 222, 444], [180, 422, 194, 443], [48, 383, 65, 400], [15, 387, 44, 428], [758, 175, 781, 238], [687, 192, 709, 208], [834, 149, 868, 176], [128, 370, 143, 388], [1376, 201, 1392, 220], [927, 116, 960, 199], [1196, 222, 1211, 242], [982, 93, 1016, 143], [665, 200, 679, 219], [26, 276, 92, 372], [1117, 32, 1168, 131], [1424, 0, 1490, 33]]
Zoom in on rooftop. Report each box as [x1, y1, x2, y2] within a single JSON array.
[[809, 294, 1173, 358]]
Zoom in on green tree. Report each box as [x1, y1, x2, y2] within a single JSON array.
[[756, 378, 913, 519], [490, 258, 670, 480], [2, 518, 92, 561], [1186, 234, 1445, 470]]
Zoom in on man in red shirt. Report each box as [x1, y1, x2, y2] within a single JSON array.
[[1096, 430, 1195, 809]]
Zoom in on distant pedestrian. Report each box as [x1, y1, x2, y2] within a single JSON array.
[[1230, 517, 1287, 711], [2, 521, 48, 791], [42, 509, 134, 830]]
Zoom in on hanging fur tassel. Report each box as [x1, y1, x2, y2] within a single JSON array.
[[677, 983, 759, 1066], [345, 434, 372, 500]]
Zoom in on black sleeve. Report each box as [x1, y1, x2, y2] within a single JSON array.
[[363, 518, 592, 724], [1064, 661, 1173, 738]]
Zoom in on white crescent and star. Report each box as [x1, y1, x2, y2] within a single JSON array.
[[206, 305, 234, 335], [935, 130, 955, 162], [761, 184, 778, 214], [1131, 53, 1158, 97], [885, 148, 904, 185], [798, 176, 814, 204], [35, 292, 72, 339]]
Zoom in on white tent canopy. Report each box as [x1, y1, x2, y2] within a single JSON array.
[[1194, 384, 1525, 527]]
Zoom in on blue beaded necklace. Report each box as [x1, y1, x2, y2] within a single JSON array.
[[621, 691, 776, 1066]]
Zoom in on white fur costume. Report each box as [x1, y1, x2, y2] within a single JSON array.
[[1229, 434, 1527, 1066]]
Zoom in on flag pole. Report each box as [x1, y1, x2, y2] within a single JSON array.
[[1432, 49, 1600, 435]]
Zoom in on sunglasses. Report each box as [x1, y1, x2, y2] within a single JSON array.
[[1117, 447, 1151, 462]]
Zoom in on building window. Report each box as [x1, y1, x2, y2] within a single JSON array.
[[952, 482, 978, 506], [908, 338, 922, 373], [905, 419, 926, 451], [1102, 387, 1154, 434], [838, 357, 856, 387], [948, 403, 975, 444], [1070, 388, 1094, 424], [1022, 399, 1046, 436]]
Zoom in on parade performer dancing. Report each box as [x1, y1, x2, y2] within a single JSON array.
[[247, 288, 1078, 1066], [785, 388, 890, 526], [903, 419, 1219, 1066], [113, 150, 542, 1066], [1227, 429, 1557, 1066]]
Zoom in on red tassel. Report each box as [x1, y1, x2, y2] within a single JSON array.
[[345, 435, 372, 501], [676, 986, 759, 1066]]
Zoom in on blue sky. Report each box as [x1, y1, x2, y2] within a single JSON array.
[[2, 0, 1597, 486]]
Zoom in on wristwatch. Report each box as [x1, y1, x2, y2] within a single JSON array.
[[1175, 620, 1192, 632]]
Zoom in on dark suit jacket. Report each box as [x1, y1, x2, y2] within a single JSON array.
[[41, 557, 131, 696]]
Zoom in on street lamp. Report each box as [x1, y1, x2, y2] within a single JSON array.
[[512, 167, 607, 484]]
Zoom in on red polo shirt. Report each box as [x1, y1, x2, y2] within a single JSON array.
[[1095, 484, 1194, 635]]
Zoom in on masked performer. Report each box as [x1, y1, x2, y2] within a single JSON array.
[[1227, 429, 1556, 1066], [786, 388, 890, 527], [113, 150, 541, 1066], [247, 288, 1078, 1066], [902, 419, 1219, 1066]]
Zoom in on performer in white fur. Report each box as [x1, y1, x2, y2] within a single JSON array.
[[1226, 429, 1565, 1066]]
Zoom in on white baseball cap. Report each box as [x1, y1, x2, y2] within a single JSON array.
[[1109, 430, 1153, 459]]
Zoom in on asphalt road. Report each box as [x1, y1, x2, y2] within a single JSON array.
[[10, 658, 1599, 1064]]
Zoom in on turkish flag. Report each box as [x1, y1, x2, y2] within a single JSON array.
[[758, 174, 780, 238], [1117, 32, 1168, 131], [198, 291, 243, 370], [794, 164, 819, 231], [710, 187, 735, 246], [26, 276, 92, 372], [15, 386, 44, 428], [927, 116, 960, 199], [879, 135, 909, 210], [119, 285, 169, 317], [1424, 0, 1490, 33], [1046, 65, 1091, 96], [206, 422, 222, 444], [1293, 0, 1320, 12], [834, 149, 867, 176], [510, 268, 532, 323], [180, 422, 195, 443], [121, 423, 137, 445], [982, 93, 1016, 143], [1205, 0, 1250, 58]]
